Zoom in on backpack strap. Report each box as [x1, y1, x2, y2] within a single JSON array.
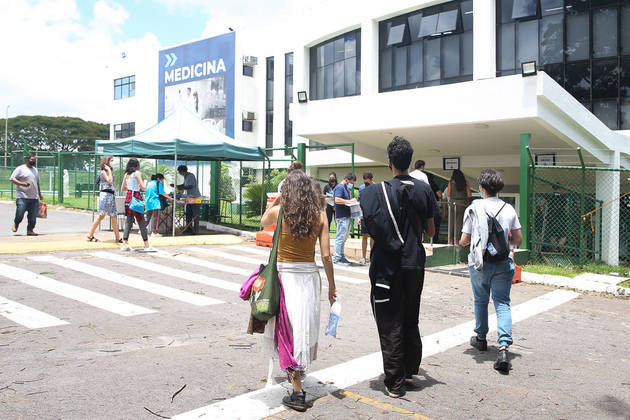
[[381, 182, 404, 244], [494, 202, 507, 218]]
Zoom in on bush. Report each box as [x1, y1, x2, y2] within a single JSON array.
[[242, 169, 285, 216]]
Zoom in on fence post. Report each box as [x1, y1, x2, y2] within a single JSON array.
[[57, 151, 63, 204], [578, 147, 585, 265], [519, 133, 531, 250], [297, 142, 306, 170], [210, 161, 220, 223], [239, 161, 243, 226]]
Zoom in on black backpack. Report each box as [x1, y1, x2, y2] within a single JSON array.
[[483, 203, 510, 262], [360, 180, 405, 254]]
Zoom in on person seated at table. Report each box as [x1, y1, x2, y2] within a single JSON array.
[[175, 165, 200, 234]]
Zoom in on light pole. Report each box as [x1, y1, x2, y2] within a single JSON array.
[[4, 105, 8, 167]]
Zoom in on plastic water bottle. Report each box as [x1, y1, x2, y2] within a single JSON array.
[[325, 299, 341, 338], [487, 242, 498, 256]]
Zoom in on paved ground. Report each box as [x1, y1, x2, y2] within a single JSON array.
[[0, 201, 94, 236], [0, 243, 628, 419]]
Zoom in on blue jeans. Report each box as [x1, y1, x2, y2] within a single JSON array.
[[333, 217, 351, 262], [14, 198, 39, 232], [469, 259, 515, 348]]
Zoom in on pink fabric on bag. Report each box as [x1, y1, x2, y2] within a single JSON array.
[[240, 267, 299, 370]]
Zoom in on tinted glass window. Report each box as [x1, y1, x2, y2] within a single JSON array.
[[566, 13, 589, 61], [565, 61, 591, 101], [380, 49, 393, 89], [592, 59, 619, 98], [462, 31, 473, 75], [499, 23, 516, 71], [243, 65, 254, 77], [540, 14, 563, 64], [334, 38, 345, 62], [461, 0, 473, 30], [621, 57, 630, 98], [333, 61, 344, 97], [437, 9, 459, 33], [512, 0, 538, 20], [517, 20, 539, 67], [113, 75, 135, 100], [345, 33, 357, 58], [541, 0, 564, 15], [621, 100, 630, 129], [424, 38, 441, 81], [442, 34, 460, 78], [408, 14, 423, 41], [394, 46, 408, 86], [345, 58, 357, 95], [310, 30, 361, 100], [388, 24, 406, 46], [593, 100, 618, 128], [408, 42, 423, 83], [593, 8, 618, 58], [622, 6, 630, 55], [419, 14, 439, 37], [542, 63, 564, 86], [499, 0, 514, 23]]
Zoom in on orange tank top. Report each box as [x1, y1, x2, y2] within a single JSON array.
[[277, 230, 317, 262]]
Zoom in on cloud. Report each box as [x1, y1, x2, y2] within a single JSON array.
[[0, 0, 158, 123]]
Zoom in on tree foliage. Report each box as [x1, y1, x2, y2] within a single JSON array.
[[0, 115, 108, 154]]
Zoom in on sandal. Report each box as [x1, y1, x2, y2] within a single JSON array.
[[117, 239, 123, 243], [87, 236, 100, 242]]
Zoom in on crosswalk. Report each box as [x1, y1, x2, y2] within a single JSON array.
[[0, 243, 371, 330]]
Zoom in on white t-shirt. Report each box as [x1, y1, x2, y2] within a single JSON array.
[[462, 197, 521, 262], [409, 169, 429, 184], [10, 164, 40, 199]]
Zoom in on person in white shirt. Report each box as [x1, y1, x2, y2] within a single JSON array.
[[10, 154, 43, 235], [409, 160, 429, 185], [459, 169, 522, 374]]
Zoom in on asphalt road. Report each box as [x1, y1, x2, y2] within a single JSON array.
[[0, 243, 628, 419], [0, 201, 95, 235]]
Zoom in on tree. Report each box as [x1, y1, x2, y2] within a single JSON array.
[[0, 115, 109, 156]]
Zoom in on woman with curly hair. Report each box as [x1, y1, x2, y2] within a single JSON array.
[[260, 169, 336, 412]]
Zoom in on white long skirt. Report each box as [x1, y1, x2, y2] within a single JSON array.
[[264, 261, 321, 371]]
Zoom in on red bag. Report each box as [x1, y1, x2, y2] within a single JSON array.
[[37, 202, 47, 219]]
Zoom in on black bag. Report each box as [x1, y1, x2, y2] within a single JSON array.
[[483, 203, 510, 262], [361, 181, 405, 254], [94, 174, 101, 191]]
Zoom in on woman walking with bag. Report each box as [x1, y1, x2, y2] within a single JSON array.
[[87, 156, 121, 243], [447, 169, 472, 245], [260, 170, 337, 412], [120, 158, 155, 252]]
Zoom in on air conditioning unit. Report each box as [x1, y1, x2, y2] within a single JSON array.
[[243, 56, 258, 66], [242, 111, 256, 120]]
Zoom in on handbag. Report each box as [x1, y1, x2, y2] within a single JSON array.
[[37, 202, 47, 219], [250, 207, 282, 321], [125, 172, 145, 214]]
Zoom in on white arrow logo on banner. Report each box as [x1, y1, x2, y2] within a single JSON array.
[[164, 53, 178, 68]]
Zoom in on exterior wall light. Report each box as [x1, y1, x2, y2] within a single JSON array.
[[297, 91, 308, 103], [521, 61, 537, 77]]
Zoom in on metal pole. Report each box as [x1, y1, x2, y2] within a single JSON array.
[[3, 105, 8, 167], [239, 161, 242, 226], [519, 133, 531, 249], [172, 154, 177, 237], [260, 158, 265, 222], [578, 147, 586, 264]]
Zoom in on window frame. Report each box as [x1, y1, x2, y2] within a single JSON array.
[[113, 75, 135, 100]]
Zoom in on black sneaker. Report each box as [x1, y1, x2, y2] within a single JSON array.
[[386, 386, 405, 398], [282, 390, 307, 412], [470, 336, 488, 351], [494, 349, 510, 373]]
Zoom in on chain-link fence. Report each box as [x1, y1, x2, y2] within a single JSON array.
[[529, 153, 630, 265]]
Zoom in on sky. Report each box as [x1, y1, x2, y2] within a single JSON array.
[[0, 0, 312, 124]]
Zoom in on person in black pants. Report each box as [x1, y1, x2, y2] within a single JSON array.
[[361, 136, 435, 398], [322, 172, 337, 227]]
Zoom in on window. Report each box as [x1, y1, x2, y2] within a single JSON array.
[[242, 120, 253, 132], [379, 0, 473, 92], [309, 30, 361, 100], [113, 122, 135, 139], [243, 66, 254, 77], [285, 52, 293, 150], [266, 57, 274, 152], [114, 76, 135, 100], [497, 0, 630, 129], [387, 24, 408, 47]]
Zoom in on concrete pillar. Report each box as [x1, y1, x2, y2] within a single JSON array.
[[596, 151, 620, 265], [360, 18, 379, 96], [473, 0, 496, 81]]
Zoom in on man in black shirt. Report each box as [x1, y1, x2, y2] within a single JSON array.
[[322, 172, 337, 227], [361, 136, 435, 398]]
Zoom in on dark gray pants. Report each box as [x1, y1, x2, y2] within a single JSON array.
[[123, 212, 148, 241]]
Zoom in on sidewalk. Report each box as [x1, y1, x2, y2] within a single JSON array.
[[0, 232, 244, 254]]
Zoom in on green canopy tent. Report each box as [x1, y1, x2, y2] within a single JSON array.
[[95, 106, 266, 236]]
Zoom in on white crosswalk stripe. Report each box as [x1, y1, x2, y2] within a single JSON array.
[[222, 244, 371, 276], [188, 247, 367, 285], [0, 263, 155, 317], [89, 251, 241, 292], [0, 295, 69, 329], [30, 255, 223, 307]]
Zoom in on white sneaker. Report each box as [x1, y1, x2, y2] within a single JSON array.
[[141, 246, 158, 252], [359, 258, 366, 266], [120, 244, 132, 252], [151, 233, 162, 237]]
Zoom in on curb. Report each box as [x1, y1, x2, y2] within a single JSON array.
[[521, 271, 630, 297]]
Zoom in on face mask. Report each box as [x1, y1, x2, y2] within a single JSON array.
[[329, 178, 336, 184], [479, 191, 483, 198], [364, 182, 370, 187], [347, 183, 354, 190], [28, 160, 36, 166]]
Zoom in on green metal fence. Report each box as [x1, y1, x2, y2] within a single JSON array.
[[528, 147, 630, 266]]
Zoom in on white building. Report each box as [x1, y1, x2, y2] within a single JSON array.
[[107, 0, 630, 263]]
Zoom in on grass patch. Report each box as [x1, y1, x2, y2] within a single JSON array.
[[523, 262, 630, 278], [618, 279, 630, 288]]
